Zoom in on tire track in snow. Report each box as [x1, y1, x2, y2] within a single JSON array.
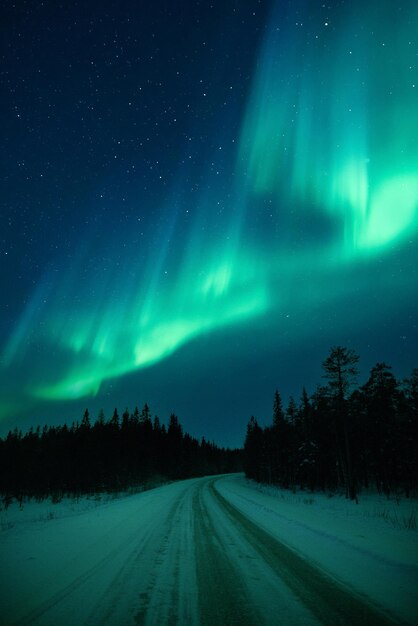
[[197, 479, 318, 625], [193, 480, 260, 625], [7, 476, 402, 625], [133, 482, 198, 625], [85, 489, 191, 625], [211, 480, 398, 625], [12, 481, 198, 626], [13, 519, 153, 626]]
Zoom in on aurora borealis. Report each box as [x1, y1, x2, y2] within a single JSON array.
[[1, 0, 417, 445]]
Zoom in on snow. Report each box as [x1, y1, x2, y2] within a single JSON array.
[[1, 479, 202, 625], [1, 475, 417, 624], [217, 476, 418, 624]]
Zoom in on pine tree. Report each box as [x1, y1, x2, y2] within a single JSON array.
[[121, 408, 130, 430], [362, 363, 399, 494], [402, 369, 418, 495], [110, 407, 119, 428], [243, 416, 263, 481], [271, 390, 288, 486], [323, 346, 359, 501], [96, 408, 105, 427], [167, 414, 183, 478], [286, 397, 298, 489], [81, 408, 91, 430], [273, 390, 284, 427], [140, 403, 151, 424]]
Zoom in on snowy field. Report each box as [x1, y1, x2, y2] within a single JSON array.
[[1, 474, 417, 625]]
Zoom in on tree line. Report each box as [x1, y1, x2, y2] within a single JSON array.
[[0, 404, 241, 502], [244, 347, 418, 501]]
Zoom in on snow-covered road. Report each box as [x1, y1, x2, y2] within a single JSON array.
[[1, 475, 417, 624]]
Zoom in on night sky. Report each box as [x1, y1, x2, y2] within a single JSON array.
[[1, 0, 417, 446]]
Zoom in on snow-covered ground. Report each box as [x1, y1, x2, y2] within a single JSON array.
[[1, 475, 417, 625], [217, 476, 418, 624]]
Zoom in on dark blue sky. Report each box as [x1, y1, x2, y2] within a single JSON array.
[[1, 0, 417, 446]]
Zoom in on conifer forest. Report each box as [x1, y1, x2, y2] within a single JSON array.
[[0, 405, 241, 502], [2, 346, 417, 504], [244, 347, 418, 501]]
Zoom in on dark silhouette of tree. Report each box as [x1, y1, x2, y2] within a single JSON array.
[[401, 369, 418, 495], [285, 396, 298, 490], [110, 408, 119, 429], [322, 346, 359, 501], [243, 416, 263, 482], [0, 405, 241, 501], [243, 347, 417, 500], [271, 390, 288, 485], [166, 413, 184, 478], [273, 390, 284, 427], [361, 363, 399, 495], [2, 347, 417, 503], [81, 409, 91, 430]]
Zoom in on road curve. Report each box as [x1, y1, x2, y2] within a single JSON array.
[[5, 476, 399, 625]]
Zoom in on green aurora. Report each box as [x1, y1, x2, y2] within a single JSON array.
[[1, 0, 417, 425]]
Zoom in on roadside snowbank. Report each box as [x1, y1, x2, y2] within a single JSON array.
[[217, 476, 418, 624]]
